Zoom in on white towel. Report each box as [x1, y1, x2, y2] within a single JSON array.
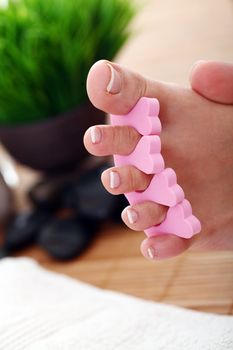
[[0, 258, 232, 350]]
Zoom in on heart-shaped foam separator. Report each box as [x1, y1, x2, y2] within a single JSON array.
[[114, 135, 165, 175], [145, 199, 201, 239], [125, 168, 185, 207], [110, 97, 161, 136]]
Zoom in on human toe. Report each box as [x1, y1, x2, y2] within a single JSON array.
[[83, 125, 140, 157], [121, 202, 167, 231], [101, 165, 152, 195], [86, 59, 172, 115]]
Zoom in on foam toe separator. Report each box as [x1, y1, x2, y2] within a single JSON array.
[[110, 97, 201, 238]]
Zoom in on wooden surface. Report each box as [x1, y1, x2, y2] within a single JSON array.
[[1, 0, 233, 315], [18, 227, 233, 315]]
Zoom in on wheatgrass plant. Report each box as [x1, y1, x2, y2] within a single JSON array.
[[0, 0, 135, 125]]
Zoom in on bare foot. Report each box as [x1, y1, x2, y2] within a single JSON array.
[[83, 60, 233, 260]]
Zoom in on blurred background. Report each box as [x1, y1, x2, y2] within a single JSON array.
[[0, 0, 232, 314], [118, 0, 233, 83]]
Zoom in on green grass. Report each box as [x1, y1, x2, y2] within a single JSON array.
[[0, 0, 136, 125]]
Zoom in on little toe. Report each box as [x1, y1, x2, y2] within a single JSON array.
[[141, 235, 192, 260], [121, 202, 167, 231]]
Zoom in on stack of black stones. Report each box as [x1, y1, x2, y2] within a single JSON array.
[[0, 163, 127, 260]]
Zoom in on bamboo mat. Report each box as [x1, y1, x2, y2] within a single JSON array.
[[0, 0, 233, 315], [17, 226, 233, 315]]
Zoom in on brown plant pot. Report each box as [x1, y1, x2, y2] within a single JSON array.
[[0, 103, 105, 173]]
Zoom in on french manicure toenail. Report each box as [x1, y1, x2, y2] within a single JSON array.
[[106, 63, 121, 94], [126, 208, 138, 224], [110, 171, 120, 189], [90, 126, 102, 144], [147, 247, 155, 259]]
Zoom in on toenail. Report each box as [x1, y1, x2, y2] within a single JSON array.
[[106, 63, 121, 94], [147, 246, 156, 259], [109, 171, 121, 189], [90, 126, 102, 144], [126, 207, 138, 224]]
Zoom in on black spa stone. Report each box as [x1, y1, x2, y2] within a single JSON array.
[[67, 164, 120, 221], [38, 217, 96, 260], [5, 210, 50, 251]]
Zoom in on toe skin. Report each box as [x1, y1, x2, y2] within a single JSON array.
[[121, 202, 167, 231]]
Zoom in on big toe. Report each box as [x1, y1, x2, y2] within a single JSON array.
[[86, 60, 172, 115], [190, 60, 233, 104]]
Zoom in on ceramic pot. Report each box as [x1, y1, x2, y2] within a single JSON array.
[[0, 172, 13, 226], [0, 103, 105, 173]]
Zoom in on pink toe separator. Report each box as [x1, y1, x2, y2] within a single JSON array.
[[110, 97, 201, 239], [126, 168, 185, 207], [114, 135, 164, 174], [111, 97, 161, 135], [145, 199, 201, 239]]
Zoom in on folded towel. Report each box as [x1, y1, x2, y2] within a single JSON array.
[[0, 258, 232, 350]]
